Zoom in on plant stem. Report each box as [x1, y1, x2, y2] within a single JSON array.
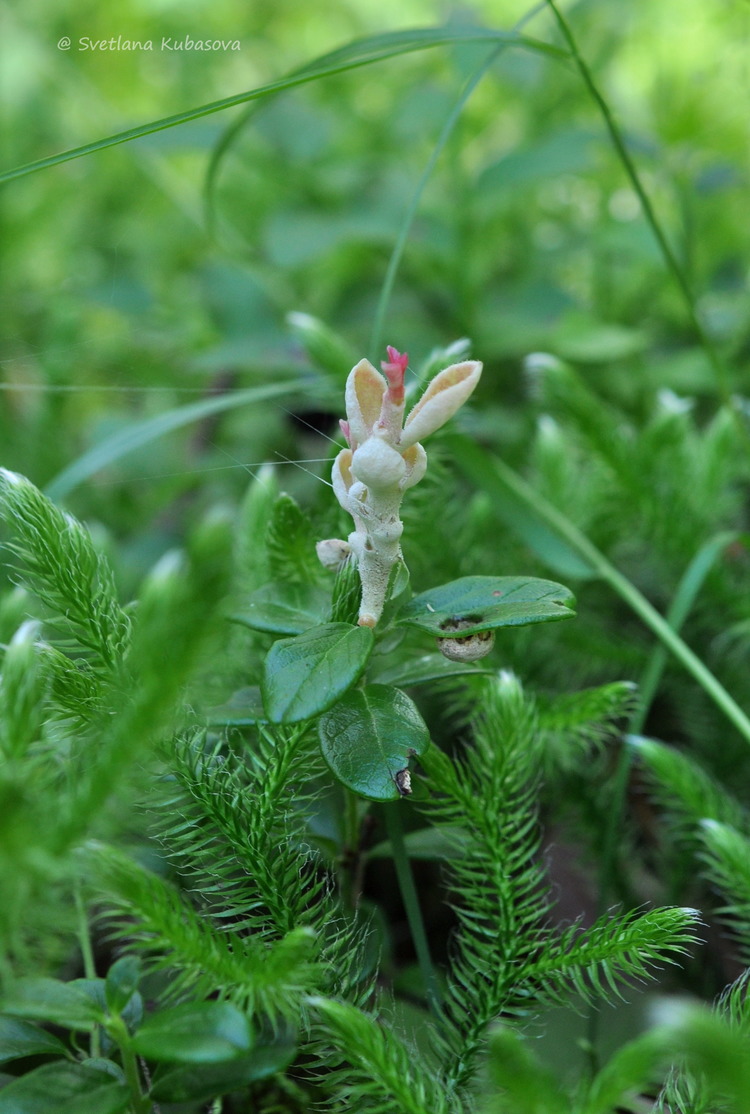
[[369, 50, 497, 362], [544, 0, 733, 409], [628, 532, 736, 737], [585, 531, 736, 1064], [74, 880, 100, 1060], [369, 1, 547, 360], [384, 802, 441, 1014], [123, 1049, 151, 1114], [108, 1016, 151, 1114], [450, 437, 750, 748]]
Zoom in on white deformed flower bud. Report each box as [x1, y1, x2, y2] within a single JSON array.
[[316, 539, 352, 570], [326, 345, 482, 626], [351, 438, 407, 490]]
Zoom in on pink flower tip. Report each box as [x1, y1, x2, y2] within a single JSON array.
[[381, 345, 408, 403], [383, 346, 409, 374], [339, 419, 353, 448]]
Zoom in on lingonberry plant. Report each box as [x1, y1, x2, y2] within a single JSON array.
[[4, 0, 750, 1110], [0, 345, 718, 1114]]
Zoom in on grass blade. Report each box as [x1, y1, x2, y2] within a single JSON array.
[[45, 379, 310, 500], [0, 28, 565, 185], [448, 433, 750, 749]]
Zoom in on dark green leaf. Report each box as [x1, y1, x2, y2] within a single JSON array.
[[378, 560, 411, 627], [78, 1059, 126, 1083], [399, 576, 575, 636], [150, 1038, 296, 1102], [444, 433, 596, 579], [318, 684, 430, 801], [368, 824, 471, 861], [368, 650, 496, 686], [206, 686, 266, 726], [0, 1017, 67, 1064], [105, 957, 141, 1016], [130, 1001, 252, 1064], [1, 979, 103, 1031], [478, 128, 596, 194], [67, 977, 146, 1033], [0, 1062, 129, 1114], [262, 623, 374, 724], [232, 582, 329, 634]]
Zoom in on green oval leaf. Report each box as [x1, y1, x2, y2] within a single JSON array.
[[0, 1017, 67, 1064], [262, 623, 374, 724], [207, 686, 266, 726], [318, 684, 430, 801], [368, 650, 496, 687], [150, 1038, 296, 1103], [1, 978, 104, 1031], [105, 956, 141, 1016], [232, 582, 329, 635], [399, 575, 575, 636], [0, 1062, 129, 1114], [368, 824, 471, 861], [130, 1001, 252, 1064]]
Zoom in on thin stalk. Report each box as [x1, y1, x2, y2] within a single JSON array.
[[369, 1, 547, 360], [449, 437, 750, 748], [629, 531, 737, 737], [74, 879, 100, 1059], [384, 802, 441, 1014], [585, 532, 737, 1064], [369, 50, 498, 361], [544, 0, 732, 408], [108, 1016, 151, 1114], [122, 1047, 151, 1114], [609, 534, 736, 874]]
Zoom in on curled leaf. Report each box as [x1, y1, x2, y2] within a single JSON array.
[[400, 361, 482, 449], [344, 359, 386, 447]]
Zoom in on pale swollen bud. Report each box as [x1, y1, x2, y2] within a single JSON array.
[[316, 539, 352, 570], [436, 618, 495, 663], [351, 437, 407, 491]]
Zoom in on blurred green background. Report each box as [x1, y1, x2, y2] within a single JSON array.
[[3, 0, 750, 1078], [3, 0, 748, 550]]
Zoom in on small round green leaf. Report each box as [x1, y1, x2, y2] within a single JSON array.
[[1, 978, 104, 1031], [368, 824, 471, 861], [105, 956, 141, 1016], [318, 684, 430, 801], [368, 650, 496, 687], [0, 1062, 129, 1114], [207, 686, 266, 726], [262, 623, 374, 724], [232, 582, 328, 635], [150, 1038, 296, 1103], [130, 1001, 252, 1064], [0, 1017, 67, 1064], [399, 575, 575, 636]]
